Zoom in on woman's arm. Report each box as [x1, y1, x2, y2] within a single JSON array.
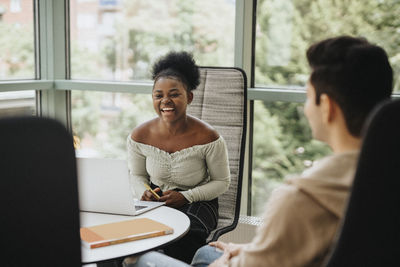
[[181, 137, 231, 203], [126, 136, 150, 199]]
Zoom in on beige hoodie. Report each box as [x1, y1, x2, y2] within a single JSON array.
[[229, 151, 359, 267]]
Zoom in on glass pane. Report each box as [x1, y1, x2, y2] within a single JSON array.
[[0, 91, 36, 117], [255, 0, 400, 92], [251, 101, 331, 216], [0, 0, 35, 79], [72, 91, 154, 158], [70, 0, 236, 81]]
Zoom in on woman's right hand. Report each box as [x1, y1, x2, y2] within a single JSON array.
[[141, 187, 162, 201]]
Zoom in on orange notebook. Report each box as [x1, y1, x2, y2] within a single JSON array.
[[80, 218, 174, 249]]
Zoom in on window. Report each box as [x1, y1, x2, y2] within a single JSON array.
[[70, 0, 236, 81], [0, 91, 35, 117], [250, 0, 400, 215], [3, 0, 398, 216], [0, 0, 36, 117], [251, 101, 330, 216], [72, 91, 154, 159], [10, 0, 21, 13], [255, 0, 400, 92], [0, 0, 35, 80]]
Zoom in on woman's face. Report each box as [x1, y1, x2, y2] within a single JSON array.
[[152, 77, 193, 123]]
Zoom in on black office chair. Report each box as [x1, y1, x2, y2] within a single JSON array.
[[0, 117, 81, 267], [188, 67, 247, 242], [324, 99, 400, 267]]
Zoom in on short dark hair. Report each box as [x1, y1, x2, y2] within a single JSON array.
[[306, 36, 393, 136], [152, 51, 200, 91]]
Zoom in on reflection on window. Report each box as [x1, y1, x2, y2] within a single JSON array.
[[251, 101, 331, 216], [10, 0, 21, 13], [70, 0, 236, 81], [255, 0, 400, 91], [72, 91, 154, 159], [0, 91, 35, 117], [0, 0, 35, 79]]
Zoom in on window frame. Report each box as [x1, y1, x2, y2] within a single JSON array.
[[1, 0, 399, 216]]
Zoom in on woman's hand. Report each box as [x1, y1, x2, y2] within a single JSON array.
[[158, 190, 188, 208], [141, 187, 161, 201]]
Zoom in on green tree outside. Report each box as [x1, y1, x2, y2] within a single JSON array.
[[251, 0, 400, 215], [0, 23, 35, 79]]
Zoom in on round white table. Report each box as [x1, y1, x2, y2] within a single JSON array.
[[80, 206, 190, 263]]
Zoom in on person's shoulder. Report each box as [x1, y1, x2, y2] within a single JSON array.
[[189, 115, 219, 144], [130, 118, 158, 143], [264, 184, 309, 217]]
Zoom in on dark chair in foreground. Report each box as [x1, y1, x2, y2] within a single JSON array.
[[0, 117, 81, 266], [324, 99, 400, 267], [188, 67, 247, 242]]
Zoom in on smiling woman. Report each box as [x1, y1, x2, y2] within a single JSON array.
[[126, 51, 231, 263]]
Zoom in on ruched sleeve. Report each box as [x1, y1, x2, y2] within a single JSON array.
[[126, 136, 149, 199], [180, 137, 231, 203]]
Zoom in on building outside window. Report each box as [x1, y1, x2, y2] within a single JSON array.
[[0, 0, 35, 117], [10, 0, 21, 13]]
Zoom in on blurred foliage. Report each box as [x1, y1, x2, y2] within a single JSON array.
[[251, 101, 331, 215], [77, 0, 236, 81], [71, 90, 101, 139], [251, 0, 400, 215], [256, 0, 400, 90], [0, 23, 35, 79], [97, 93, 154, 158]]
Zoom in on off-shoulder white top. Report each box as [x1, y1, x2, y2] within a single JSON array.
[[126, 135, 231, 203]]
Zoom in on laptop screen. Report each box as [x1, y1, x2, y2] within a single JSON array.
[[77, 157, 138, 215]]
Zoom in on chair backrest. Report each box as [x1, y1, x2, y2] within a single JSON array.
[[324, 99, 400, 267], [0, 117, 82, 266], [188, 67, 247, 242]]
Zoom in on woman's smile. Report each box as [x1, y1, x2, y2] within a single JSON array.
[[161, 107, 175, 113]]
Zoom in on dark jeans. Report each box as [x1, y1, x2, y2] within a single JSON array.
[[162, 198, 219, 264], [149, 183, 219, 264], [128, 246, 223, 267]]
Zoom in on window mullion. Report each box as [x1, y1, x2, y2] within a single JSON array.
[[38, 0, 69, 128], [235, 0, 256, 216]]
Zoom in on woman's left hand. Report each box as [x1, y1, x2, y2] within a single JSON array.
[[158, 190, 188, 208]]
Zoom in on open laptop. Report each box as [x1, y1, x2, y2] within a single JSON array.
[[77, 157, 165, 216]]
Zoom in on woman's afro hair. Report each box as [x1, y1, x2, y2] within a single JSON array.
[[152, 51, 200, 91]]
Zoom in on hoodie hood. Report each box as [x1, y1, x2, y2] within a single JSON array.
[[287, 151, 359, 218]]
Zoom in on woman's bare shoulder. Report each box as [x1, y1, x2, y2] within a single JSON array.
[[130, 118, 158, 143], [189, 116, 220, 144]]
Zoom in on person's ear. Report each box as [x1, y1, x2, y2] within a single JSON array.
[[187, 91, 193, 105], [320, 94, 335, 123]]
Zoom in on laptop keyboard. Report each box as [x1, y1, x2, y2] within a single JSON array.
[[134, 205, 147, 211]]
